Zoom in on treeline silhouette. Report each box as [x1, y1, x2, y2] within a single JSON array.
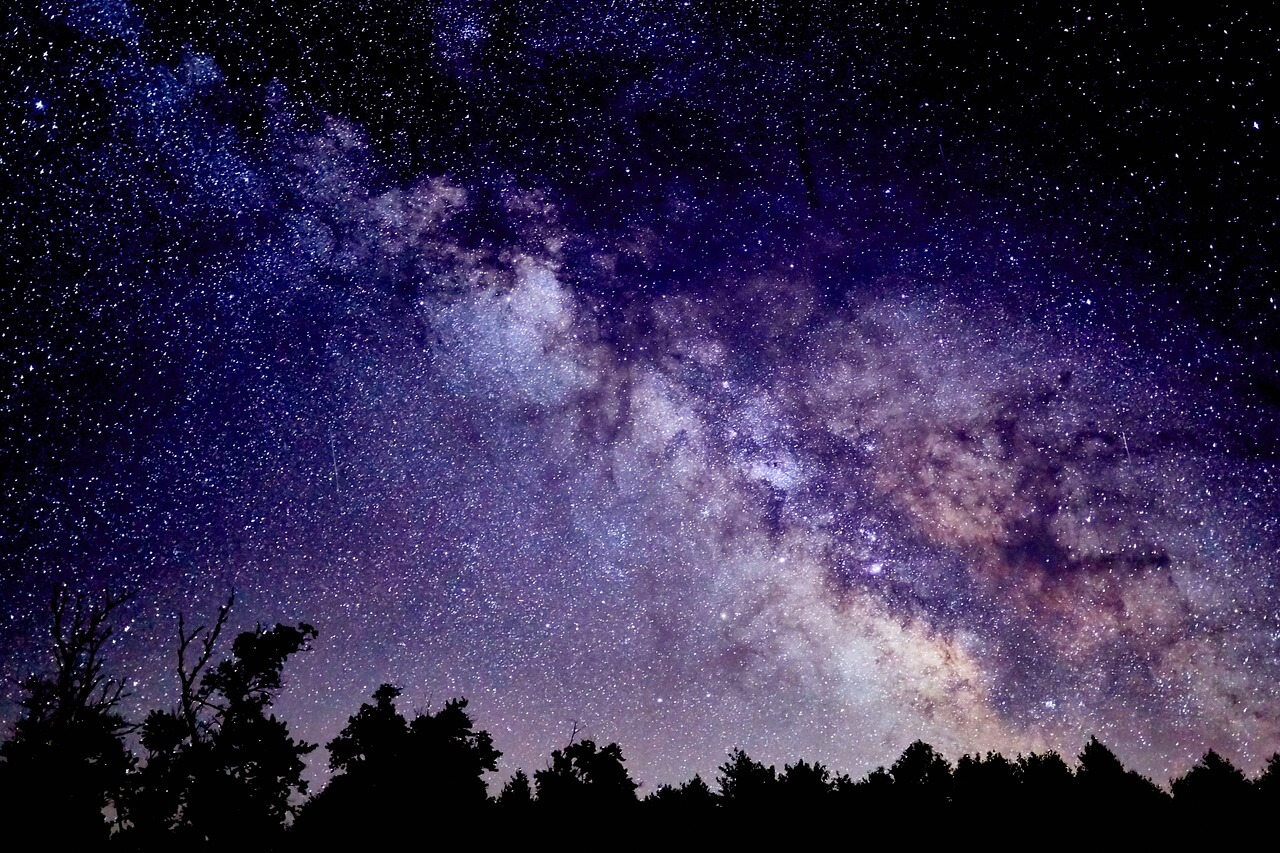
[[2, 591, 1278, 847]]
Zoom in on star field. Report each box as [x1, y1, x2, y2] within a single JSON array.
[[1, 1, 1276, 791]]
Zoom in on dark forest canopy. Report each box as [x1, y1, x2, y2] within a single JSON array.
[[1, 592, 1278, 846]]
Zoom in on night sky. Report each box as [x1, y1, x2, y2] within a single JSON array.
[[1, 1, 1276, 792]]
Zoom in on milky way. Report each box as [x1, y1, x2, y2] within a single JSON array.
[[2, 2, 1276, 790]]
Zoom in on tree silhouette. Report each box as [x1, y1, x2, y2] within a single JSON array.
[[1015, 749, 1075, 814], [1249, 753, 1280, 809], [195, 621, 318, 837], [1170, 749, 1251, 813], [889, 740, 952, 810], [646, 773, 718, 814], [497, 768, 535, 810], [534, 738, 639, 810], [126, 598, 317, 846], [294, 684, 500, 841], [0, 589, 134, 844], [1075, 736, 1168, 817], [715, 748, 778, 809], [779, 758, 834, 809], [410, 696, 502, 807], [127, 595, 234, 845], [836, 764, 895, 814], [325, 683, 409, 777], [953, 751, 1019, 812]]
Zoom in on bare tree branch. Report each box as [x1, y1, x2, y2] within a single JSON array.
[[40, 587, 134, 727], [176, 592, 234, 738]]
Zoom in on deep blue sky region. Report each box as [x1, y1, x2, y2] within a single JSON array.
[[1, 1, 1276, 790]]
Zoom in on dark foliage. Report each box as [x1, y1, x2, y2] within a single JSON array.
[[1075, 735, 1169, 821], [646, 773, 718, 812], [534, 738, 639, 810], [779, 759, 834, 809], [124, 597, 317, 847], [325, 683, 408, 776], [292, 684, 500, 842], [1015, 749, 1076, 815], [953, 750, 1020, 813], [0, 589, 134, 844], [889, 739, 953, 809], [1170, 749, 1252, 813], [497, 768, 535, 811], [1256, 752, 1280, 803], [715, 747, 778, 809], [853, 765, 895, 804]]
